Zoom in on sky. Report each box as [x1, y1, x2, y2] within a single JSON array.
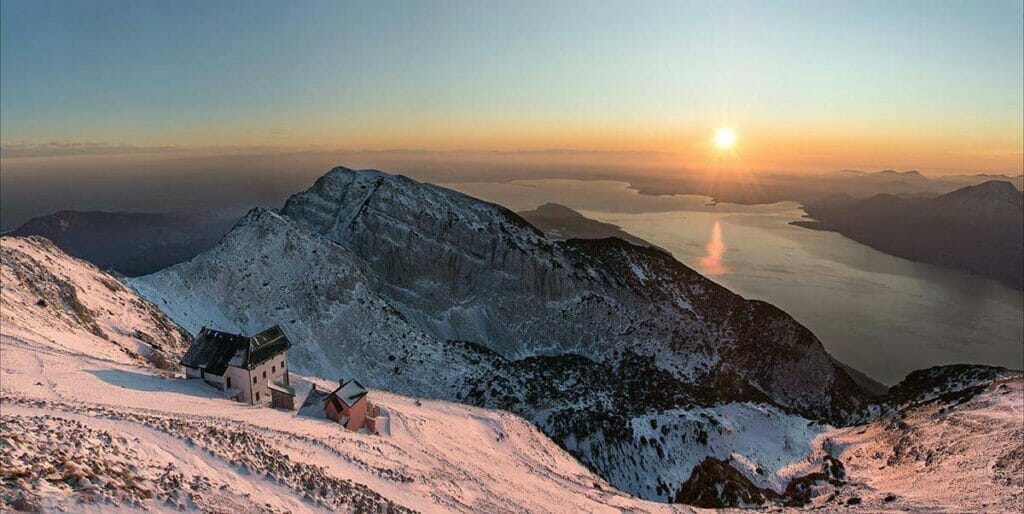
[[1, 0, 1023, 175]]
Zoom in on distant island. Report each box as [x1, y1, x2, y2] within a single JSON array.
[[792, 180, 1024, 289], [517, 202, 656, 248]]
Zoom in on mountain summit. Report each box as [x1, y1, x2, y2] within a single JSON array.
[[938, 179, 1023, 210], [133, 166, 875, 501]]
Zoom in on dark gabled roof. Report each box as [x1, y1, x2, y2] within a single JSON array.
[[241, 325, 292, 368], [179, 328, 248, 376], [297, 387, 330, 418], [328, 379, 368, 407], [179, 325, 292, 375]]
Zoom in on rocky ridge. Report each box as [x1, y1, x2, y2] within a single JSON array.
[[131, 167, 876, 501]]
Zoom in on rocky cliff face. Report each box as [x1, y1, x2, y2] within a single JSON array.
[[127, 208, 490, 399], [133, 167, 874, 502], [281, 167, 868, 420]]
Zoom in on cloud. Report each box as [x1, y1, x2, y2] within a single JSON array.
[[0, 141, 186, 158], [352, 148, 674, 156], [0, 141, 296, 159], [0, 140, 676, 160]]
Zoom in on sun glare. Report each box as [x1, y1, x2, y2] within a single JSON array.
[[714, 127, 736, 150]]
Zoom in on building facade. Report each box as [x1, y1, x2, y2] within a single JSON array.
[[299, 379, 380, 433], [180, 325, 294, 406]]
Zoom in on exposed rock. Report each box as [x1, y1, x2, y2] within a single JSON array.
[[674, 457, 777, 508], [133, 167, 877, 501]]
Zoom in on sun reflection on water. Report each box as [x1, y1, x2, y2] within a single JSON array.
[[698, 221, 729, 275]]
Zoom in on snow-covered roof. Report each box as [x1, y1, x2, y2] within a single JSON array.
[[329, 379, 368, 408], [267, 381, 295, 396], [297, 387, 329, 418], [180, 325, 292, 375]]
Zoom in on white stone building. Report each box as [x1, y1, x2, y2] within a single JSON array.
[[180, 325, 294, 407]]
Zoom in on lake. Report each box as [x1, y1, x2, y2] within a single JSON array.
[[446, 179, 1024, 385]]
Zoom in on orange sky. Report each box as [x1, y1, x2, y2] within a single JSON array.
[[2, 2, 1022, 176]]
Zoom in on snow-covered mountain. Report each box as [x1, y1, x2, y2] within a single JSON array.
[[128, 167, 878, 502], [0, 235, 688, 513], [798, 366, 1024, 511], [4, 225, 1021, 511], [278, 168, 868, 419]]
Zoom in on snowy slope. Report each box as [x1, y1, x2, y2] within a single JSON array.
[[831, 376, 1023, 511], [125, 208, 835, 501], [127, 208, 480, 399], [777, 369, 1024, 511], [1, 235, 694, 513], [129, 167, 876, 501], [5, 228, 1020, 512], [1, 236, 188, 369]]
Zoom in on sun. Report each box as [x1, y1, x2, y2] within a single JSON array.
[[714, 126, 736, 150]]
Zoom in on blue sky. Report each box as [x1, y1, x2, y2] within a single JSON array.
[[2, 0, 1022, 172]]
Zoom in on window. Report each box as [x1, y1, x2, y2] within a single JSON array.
[[272, 365, 276, 373], [226, 377, 232, 388], [253, 376, 257, 385], [262, 370, 267, 379], [255, 392, 260, 402]]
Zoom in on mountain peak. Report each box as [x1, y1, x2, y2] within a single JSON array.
[[228, 206, 291, 232], [953, 179, 1018, 194], [877, 169, 922, 176], [941, 180, 1022, 207], [320, 166, 415, 186], [237, 205, 283, 221]]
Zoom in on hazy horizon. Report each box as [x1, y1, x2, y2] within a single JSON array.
[[4, 146, 1023, 231], [4, 1, 1023, 229], [3, 0, 1023, 179]]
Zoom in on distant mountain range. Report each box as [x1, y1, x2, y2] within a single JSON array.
[[626, 168, 1024, 205], [8, 211, 235, 276], [839, 169, 1024, 188], [792, 180, 1024, 289]]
